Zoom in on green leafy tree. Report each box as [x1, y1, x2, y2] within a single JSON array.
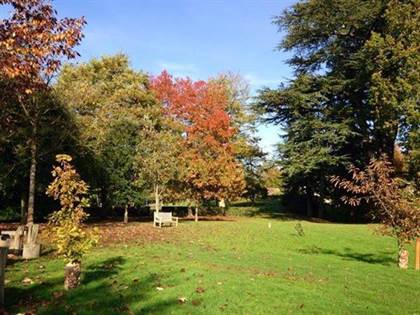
[[135, 116, 182, 212], [102, 120, 145, 223], [55, 55, 159, 217], [261, 162, 283, 196], [46, 154, 99, 290], [0, 91, 80, 223], [362, 0, 420, 185]]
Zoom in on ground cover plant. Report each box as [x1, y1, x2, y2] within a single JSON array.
[[5, 210, 420, 314]]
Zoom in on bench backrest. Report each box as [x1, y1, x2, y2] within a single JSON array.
[[154, 212, 172, 220]]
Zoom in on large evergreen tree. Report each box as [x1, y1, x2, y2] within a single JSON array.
[[257, 0, 419, 218]]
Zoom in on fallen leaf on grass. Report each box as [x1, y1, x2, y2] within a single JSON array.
[[192, 299, 201, 306], [195, 287, 205, 293], [22, 277, 33, 285], [178, 297, 187, 304], [156, 287, 164, 291]]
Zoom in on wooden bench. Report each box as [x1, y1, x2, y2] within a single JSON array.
[[1, 226, 25, 251], [153, 212, 178, 228]]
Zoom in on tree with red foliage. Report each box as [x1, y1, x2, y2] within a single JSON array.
[[151, 71, 245, 220]]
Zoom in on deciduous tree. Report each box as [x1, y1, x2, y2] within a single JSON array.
[[151, 72, 245, 220], [332, 156, 420, 268], [0, 0, 86, 224], [135, 116, 182, 213], [55, 55, 158, 218]]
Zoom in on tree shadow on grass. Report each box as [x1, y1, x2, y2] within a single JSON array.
[[5, 256, 179, 314], [299, 246, 396, 266]]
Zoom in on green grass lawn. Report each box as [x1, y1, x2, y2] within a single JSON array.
[[5, 216, 420, 314]]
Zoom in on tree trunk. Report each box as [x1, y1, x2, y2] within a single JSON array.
[[20, 192, 27, 224], [0, 239, 9, 307], [398, 249, 409, 269], [100, 188, 110, 218], [123, 205, 128, 224], [318, 177, 325, 218], [306, 197, 313, 217], [27, 134, 37, 225], [195, 206, 198, 222], [64, 261, 81, 290], [155, 184, 160, 212], [187, 207, 193, 217], [306, 185, 313, 218]]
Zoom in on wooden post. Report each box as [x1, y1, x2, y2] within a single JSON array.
[[416, 238, 420, 271], [0, 239, 9, 306]]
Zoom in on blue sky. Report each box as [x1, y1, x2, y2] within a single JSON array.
[[5, 0, 297, 155]]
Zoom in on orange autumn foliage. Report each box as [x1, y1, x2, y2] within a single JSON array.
[[0, 0, 86, 92], [151, 71, 245, 204]]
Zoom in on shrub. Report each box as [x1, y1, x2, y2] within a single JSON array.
[[331, 156, 419, 268], [46, 154, 99, 289]]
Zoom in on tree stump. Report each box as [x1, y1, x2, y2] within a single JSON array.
[[64, 261, 81, 290], [398, 249, 409, 269], [0, 239, 9, 306]]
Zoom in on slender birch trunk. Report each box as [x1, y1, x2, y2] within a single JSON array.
[[27, 128, 37, 225], [20, 192, 27, 224], [124, 205, 128, 224]]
